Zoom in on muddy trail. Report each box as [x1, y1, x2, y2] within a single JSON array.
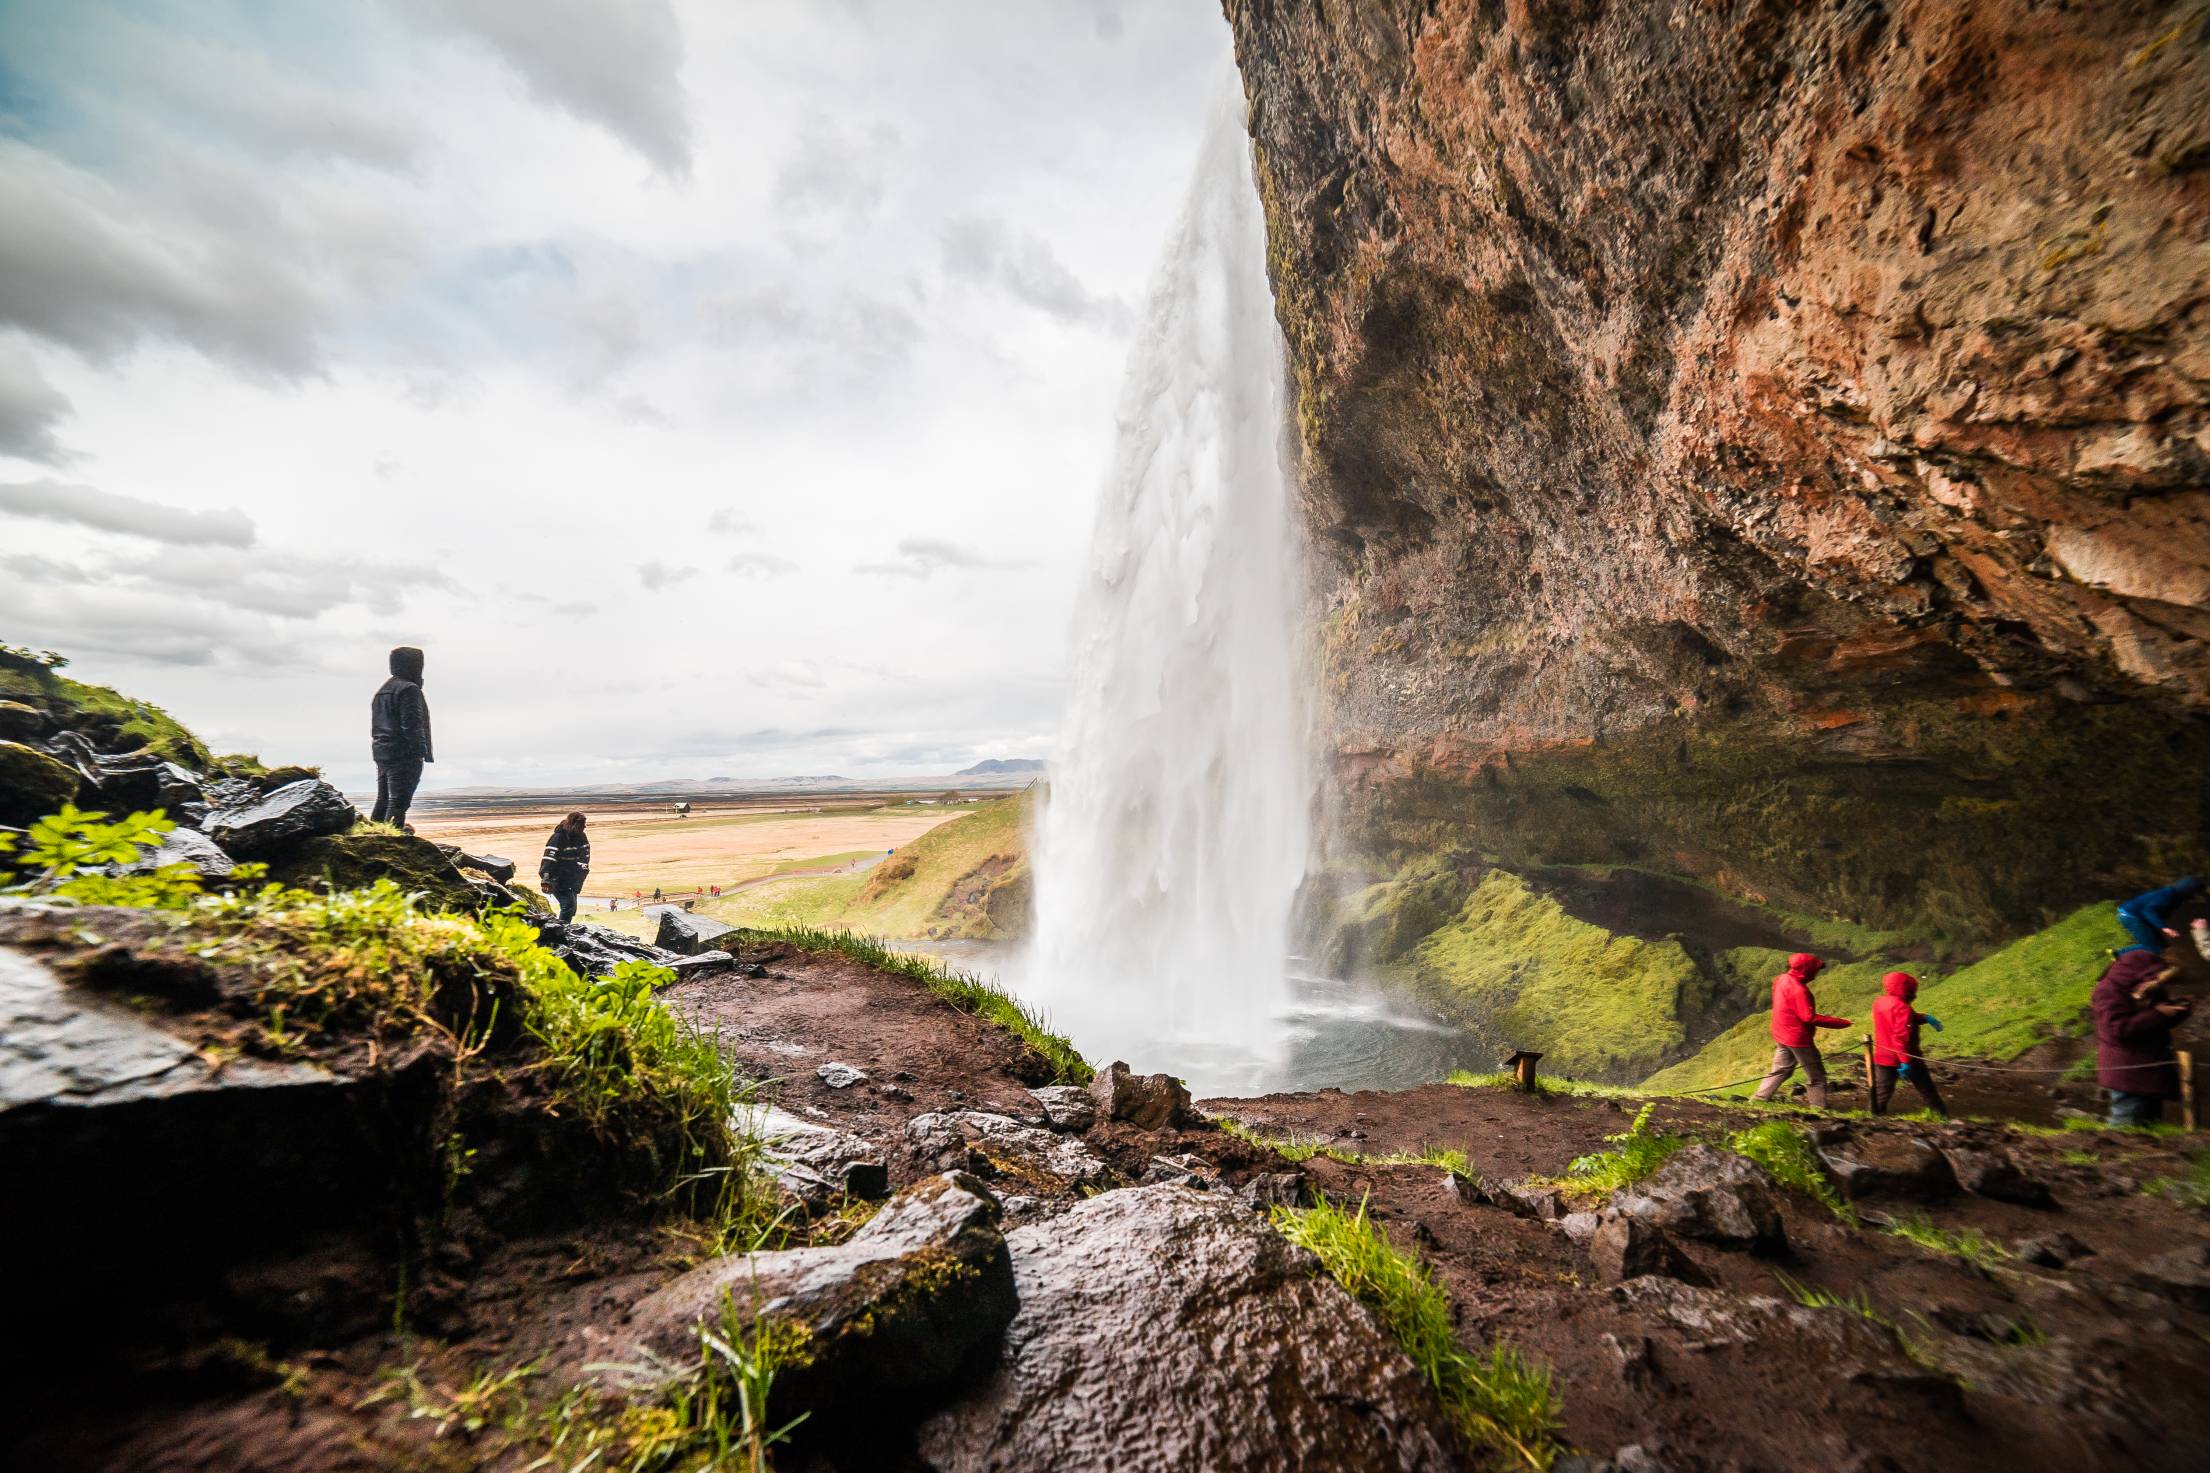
[[10, 929, 2210, 1473]]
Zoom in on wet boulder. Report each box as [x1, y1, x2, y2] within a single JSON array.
[[654, 908, 736, 955], [918, 1183, 1457, 1473], [205, 779, 357, 857], [1494, 1180, 1570, 1221], [589, 1172, 1015, 1422], [541, 920, 680, 980], [265, 831, 506, 914], [817, 1062, 868, 1089], [0, 741, 78, 827], [437, 845, 515, 884], [112, 826, 235, 883], [1609, 1146, 1785, 1253], [667, 950, 736, 979], [745, 1104, 889, 1205], [72, 750, 207, 822], [1088, 1058, 1191, 1130], [906, 1109, 1112, 1190], [1813, 1130, 1956, 1203], [1940, 1144, 2053, 1207], [0, 701, 49, 742], [1027, 1084, 1096, 1132]]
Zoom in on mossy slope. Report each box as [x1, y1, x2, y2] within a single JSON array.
[[0, 652, 214, 768], [695, 791, 1034, 941]]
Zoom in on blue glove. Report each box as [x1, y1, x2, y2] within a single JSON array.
[[1896, 1061, 1913, 1080], [1923, 1015, 1944, 1032]]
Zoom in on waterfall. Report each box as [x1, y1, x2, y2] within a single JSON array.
[[1028, 82, 1311, 1096]]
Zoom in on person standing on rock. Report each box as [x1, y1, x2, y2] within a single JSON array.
[[1869, 970, 1947, 1117], [2093, 949, 2191, 1127], [369, 646, 432, 831], [1750, 953, 1851, 1109], [539, 811, 591, 925]]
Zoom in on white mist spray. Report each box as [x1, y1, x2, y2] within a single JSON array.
[[1029, 82, 1311, 1095]]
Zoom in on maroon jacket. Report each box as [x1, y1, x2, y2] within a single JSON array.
[[2092, 950, 2186, 1099]]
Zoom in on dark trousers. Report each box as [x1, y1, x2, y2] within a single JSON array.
[[1871, 1063, 1947, 1116], [549, 885, 580, 923], [2109, 1091, 2166, 1128], [371, 758, 424, 826]]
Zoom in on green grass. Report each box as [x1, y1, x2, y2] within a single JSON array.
[[2146, 1151, 2210, 1209], [1446, 1069, 1652, 1101], [1214, 1119, 1469, 1174], [1273, 1194, 1562, 1468], [747, 922, 1088, 1083], [1887, 1213, 2012, 1270], [1728, 1120, 1857, 1224], [0, 651, 213, 767], [1532, 1103, 1686, 1199], [1776, 1273, 1886, 1323]]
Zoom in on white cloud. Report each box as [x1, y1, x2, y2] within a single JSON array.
[[0, 480, 256, 547], [392, 0, 695, 177], [729, 552, 798, 577], [0, 343, 74, 464], [636, 560, 701, 590], [856, 537, 1039, 580], [940, 213, 1134, 333]]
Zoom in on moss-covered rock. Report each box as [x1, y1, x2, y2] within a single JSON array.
[[0, 657, 211, 769], [264, 832, 495, 914], [0, 740, 79, 828]]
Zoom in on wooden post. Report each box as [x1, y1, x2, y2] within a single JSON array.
[[1517, 1054, 1538, 1091], [1862, 1036, 1875, 1105], [1503, 1049, 1543, 1092], [2181, 1050, 2196, 1133]]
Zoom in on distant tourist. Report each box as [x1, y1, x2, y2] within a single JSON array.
[[369, 646, 432, 831], [1750, 953, 1851, 1110], [2116, 877, 2202, 954], [2093, 951, 2191, 1127], [539, 812, 591, 925], [1869, 971, 1946, 1117]]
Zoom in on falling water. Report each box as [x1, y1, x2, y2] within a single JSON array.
[[1028, 83, 1311, 1095]]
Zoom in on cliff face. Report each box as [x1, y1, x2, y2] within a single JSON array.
[[1229, 0, 2210, 943]]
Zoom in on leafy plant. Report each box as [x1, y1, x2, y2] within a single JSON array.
[[1541, 1103, 1685, 1198], [1274, 1193, 1561, 1469]]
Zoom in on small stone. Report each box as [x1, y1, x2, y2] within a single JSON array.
[[1941, 1145, 2053, 1207], [1239, 1172, 1308, 1211], [1559, 1210, 1602, 1243], [1494, 1181, 1569, 1221], [1601, 1332, 1660, 1388], [1445, 1170, 1491, 1206], [2013, 1230, 2092, 1268], [1615, 1445, 1669, 1473], [1028, 1084, 1097, 1132], [817, 1062, 869, 1089], [1609, 1146, 1785, 1253], [1087, 1059, 1192, 1130], [1590, 1214, 1701, 1284]]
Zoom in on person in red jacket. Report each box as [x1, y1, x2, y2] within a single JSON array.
[[1750, 953, 1852, 1109], [1870, 970, 1947, 1116], [2093, 949, 2192, 1127]]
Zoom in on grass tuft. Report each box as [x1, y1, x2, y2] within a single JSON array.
[[1274, 1194, 1562, 1469], [1728, 1120, 1857, 1225], [1887, 1213, 2012, 1270], [745, 923, 1089, 1083], [1215, 1119, 1470, 1175], [1531, 1103, 1684, 1199]]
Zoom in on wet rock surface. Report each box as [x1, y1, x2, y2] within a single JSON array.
[[1941, 1144, 2054, 1207], [1088, 1059, 1191, 1129], [746, 1103, 890, 1206], [652, 907, 735, 954], [540, 919, 679, 980], [1608, 1146, 1785, 1253], [1027, 1083, 1095, 1132], [112, 825, 235, 881], [204, 779, 358, 856], [589, 1173, 1014, 1422], [919, 1184, 1458, 1473], [1815, 1130, 1958, 1203], [906, 1109, 1112, 1191]]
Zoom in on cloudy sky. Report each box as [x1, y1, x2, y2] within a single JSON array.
[[0, 0, 1232, 789]]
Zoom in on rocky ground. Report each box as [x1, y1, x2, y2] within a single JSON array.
[[10, 902, 2209, 1472]]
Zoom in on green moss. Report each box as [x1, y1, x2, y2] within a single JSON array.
[[1401, 870, 1721, 1082], [262, 831, 491, 914], [0, 741, 79, 826], [1349, 702, 2210, 952]]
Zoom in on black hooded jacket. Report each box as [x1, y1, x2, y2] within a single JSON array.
[[371, 647, 434, 763]]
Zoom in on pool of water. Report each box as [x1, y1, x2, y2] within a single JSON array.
[[896, 941, 1498, 1098]]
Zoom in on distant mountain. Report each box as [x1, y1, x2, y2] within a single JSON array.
[[956, 758, 1046, 776]]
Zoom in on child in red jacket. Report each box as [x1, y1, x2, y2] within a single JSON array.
[[1750, 953, 1852, 1109], [1870, 970, 1947, 1116]]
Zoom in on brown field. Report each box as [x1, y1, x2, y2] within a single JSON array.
[[407, 799, 973, 902]]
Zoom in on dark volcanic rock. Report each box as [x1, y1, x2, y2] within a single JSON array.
[[1087, 1059, 1191, 1130], [593, 1172, 1014, 1421], [1226, 0, 2210, 944], [1610, 1146, 1785, 1253], [438, 845, 515, 884], [918, 1183, 1457, 1472], [667, 950, 735, 978], [267, 831, 513, 914], [1815, 1131, 1957, 1203], [654, 907, 736, 955], [113, 826, 236, 882], [1941, 1144, 2054, 1207], [2014, 1230, 2093, 1269], [1590, 1213, 1702, 1285], [72, 750, 206, 821], [0, 701, 49, 742], [541, 920, 680, 980], [205, 779, 357, 856]]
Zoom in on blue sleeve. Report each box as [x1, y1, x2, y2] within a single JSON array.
[[2121, 882, 2190, 928]]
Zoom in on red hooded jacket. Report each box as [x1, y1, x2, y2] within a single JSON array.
[[1770, 953, 1849, 1047], [1871, 971, 1925, 1067]]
